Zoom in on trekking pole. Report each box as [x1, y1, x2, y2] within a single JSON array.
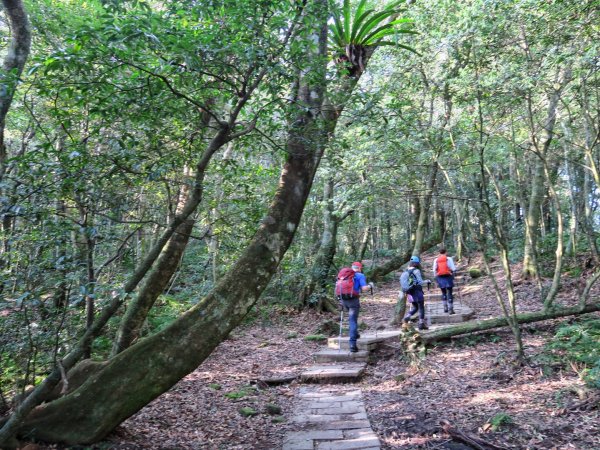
[[338, 305, 344, 353]]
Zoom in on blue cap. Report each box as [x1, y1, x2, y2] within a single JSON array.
[[410, 256, 420, 264]]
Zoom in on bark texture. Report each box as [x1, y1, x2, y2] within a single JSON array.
[[112, 218, 195, 354]]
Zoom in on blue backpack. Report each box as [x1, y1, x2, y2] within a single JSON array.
[[400, 268, 417, 293]]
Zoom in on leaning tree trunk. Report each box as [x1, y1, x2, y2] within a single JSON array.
[[111, 218, 195, 355], [112, 163, 199, 355], [8, 8, 375, 445]]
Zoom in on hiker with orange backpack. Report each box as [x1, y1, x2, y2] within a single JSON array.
[[432, 248, 457, 314], [335, 262, 374, 353]]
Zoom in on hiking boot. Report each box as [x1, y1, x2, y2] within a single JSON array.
[[356, 332, 361, 339], [449, 308, 455, 315], [418, 321, 429, 330], [443, 306, 449, 313], [349, 345, 359, 353]]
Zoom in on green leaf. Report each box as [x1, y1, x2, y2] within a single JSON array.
[[343, 0, 351, 44], [350, 9, 375, 43], [354, 10, 397, 44]]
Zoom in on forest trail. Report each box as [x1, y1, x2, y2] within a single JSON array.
[[282, 266, 473, 449], [109, 256, 598, 449]]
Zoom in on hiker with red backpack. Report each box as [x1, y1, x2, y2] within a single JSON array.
[[401, 256, 431, 330], [432, 248, 456, 314], [335, 262, 374, 353]]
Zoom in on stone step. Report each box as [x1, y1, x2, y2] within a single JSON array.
[[327, 330, 402, 350], [300, 363, 366, 383], [313, 348, 369, 363]]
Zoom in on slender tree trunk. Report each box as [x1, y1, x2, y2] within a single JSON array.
[[411, 161, 437, 256], [522, 158, 544, 279], [583, 170, 599, 260], [299, 178, 340, 312], [481, 165, 524, 360], [541, 157, 564, 310], [522, 68, 570, 279], [0, 0, 31, 183], [111, 219, 195, 355]]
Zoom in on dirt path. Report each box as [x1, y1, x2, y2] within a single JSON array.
[[106, 256, 599, 449]]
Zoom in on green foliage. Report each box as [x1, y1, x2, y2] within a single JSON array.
[[238, 407, 257, 417], [545, 318, 600, 389], [468, 267, 482, 278], [303, 334, 328, 342], [486, 412, 513, 431], [146, 295, 192, 333], [329, 0, 417, 51], [209, 383, 222, 390], [224, 385, 257, 400]]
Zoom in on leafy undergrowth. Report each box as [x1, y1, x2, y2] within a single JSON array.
[[38, 253, 600, 449]]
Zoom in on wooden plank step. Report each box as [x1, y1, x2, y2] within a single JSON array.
[[300, 363, 366, 383], [313, 348, 369, 363], [327, 330, 402, 350], [426, 303, 474, 324]]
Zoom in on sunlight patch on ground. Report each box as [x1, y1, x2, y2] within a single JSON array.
[[468, 389, 525, 406]]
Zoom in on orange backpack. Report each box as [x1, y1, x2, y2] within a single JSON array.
[[436, 255, 452, 276]]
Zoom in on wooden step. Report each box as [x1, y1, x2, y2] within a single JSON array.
[[300, 363, 366, 383], [313, 348, 369, 363], [404, 303, 474, 325], [426, 303, 474, 324], [328, 330, 402, 350]]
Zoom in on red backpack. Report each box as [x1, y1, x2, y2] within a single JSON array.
[[436, 254, 452, 276], [335, 267, 360, 299]]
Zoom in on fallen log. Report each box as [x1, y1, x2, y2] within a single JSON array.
[[421, 303, 600, 344]]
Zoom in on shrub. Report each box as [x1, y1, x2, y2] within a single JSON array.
[[487, 412, 513, 431], [304, 334, 328, 342], [468, 267, 482, 278], [545, 318, 600, 389]]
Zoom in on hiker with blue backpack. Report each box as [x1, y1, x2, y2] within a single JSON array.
[[335, 262, 374, 353], [400, 256, 431, 330]]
